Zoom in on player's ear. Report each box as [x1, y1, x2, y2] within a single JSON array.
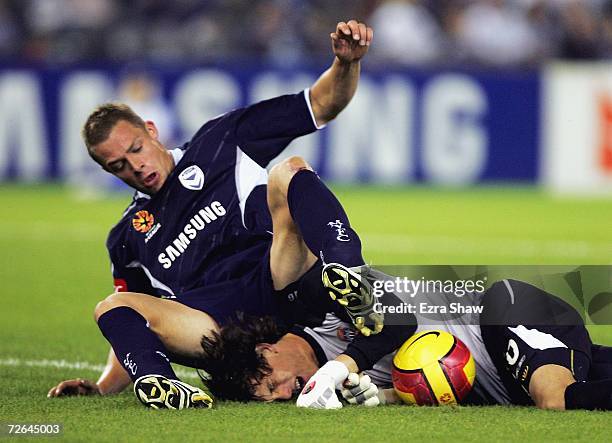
[[144, 121, 159, 140], [256, 343, 277, 355]]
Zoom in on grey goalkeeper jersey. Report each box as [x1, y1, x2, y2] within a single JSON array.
[[301, 287, 513, 405]]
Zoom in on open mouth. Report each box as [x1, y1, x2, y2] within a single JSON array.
[[293, 376, 305, 396], [143, 172, 158, 188]]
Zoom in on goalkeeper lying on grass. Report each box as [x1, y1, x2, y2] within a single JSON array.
[[199, 278, 612, 410], [51, 275, 612, 410]]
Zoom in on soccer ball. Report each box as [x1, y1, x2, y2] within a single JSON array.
[[392, 330, 476, 406]]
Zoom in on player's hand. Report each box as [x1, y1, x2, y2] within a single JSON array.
[[341, 373, 385, 407], [296, 361, 349, 409], [47, 379, 101, 397], [331, 20, 373, 63]]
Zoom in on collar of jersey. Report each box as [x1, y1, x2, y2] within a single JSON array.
[[133, 148, 185, 201], [289, 326, 329, 367]]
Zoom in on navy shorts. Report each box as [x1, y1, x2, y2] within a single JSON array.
[[480, 279, 592, 405], [175, 248, 277, 325]]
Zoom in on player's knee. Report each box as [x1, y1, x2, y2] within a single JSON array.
[[529, 365, 574, 411], [268, 156, 312, 194], [93, 292, 132, 322], [283, 156, 312, 173], [530, 374, 566, 410], [94, 294, 117, 322]]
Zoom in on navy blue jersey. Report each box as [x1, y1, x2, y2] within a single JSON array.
[[107, 90, 320, 298]]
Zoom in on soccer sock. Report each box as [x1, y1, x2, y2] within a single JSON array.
[[97, 306, 177, 382], [564, 379, 612, 410], [287, 169, 364, 267]]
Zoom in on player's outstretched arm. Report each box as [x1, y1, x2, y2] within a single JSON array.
[[309, 20, 373, 126], [47, 348, 131, 397]]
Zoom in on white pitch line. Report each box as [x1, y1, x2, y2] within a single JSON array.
[[0, 357, 201, 380]]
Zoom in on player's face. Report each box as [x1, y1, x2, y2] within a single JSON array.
[[253, 343, 319, 402], [92, 120, 174, 195]]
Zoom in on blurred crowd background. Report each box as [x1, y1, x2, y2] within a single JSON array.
[[1, 0, 612, 68]]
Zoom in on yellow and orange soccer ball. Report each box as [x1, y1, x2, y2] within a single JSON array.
[[392, 330, 476, 406]]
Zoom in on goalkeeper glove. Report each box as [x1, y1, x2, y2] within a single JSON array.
[[296, 361, 348, 409], [341, 373, 386, 407]]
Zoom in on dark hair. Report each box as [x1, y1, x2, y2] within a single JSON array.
[[199, 314, 287, 401], [82, 103, 146, 159]]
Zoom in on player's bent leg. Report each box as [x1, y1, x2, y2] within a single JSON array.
[[529, 364, 575, 410], [94, 293, 215, 409], [268, 156, 381, 335], [530, 363, 612, 410], [480, 281, 604, 408], [95, 292, 219, 359], [267, 156, 318, 290]]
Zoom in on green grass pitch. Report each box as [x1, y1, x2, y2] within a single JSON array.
[[0, 184, 611, 442]]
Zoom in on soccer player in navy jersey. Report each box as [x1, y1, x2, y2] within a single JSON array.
[[48, 20, 382, 409]]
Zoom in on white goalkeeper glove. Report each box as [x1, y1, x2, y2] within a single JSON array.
[[341, 373, 386, 407], [296, 361, 348, 409]]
